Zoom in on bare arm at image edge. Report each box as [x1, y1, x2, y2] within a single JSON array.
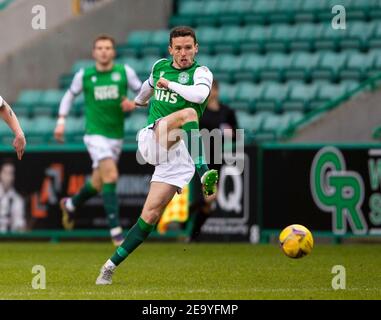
[[0, 96, 26, 160]]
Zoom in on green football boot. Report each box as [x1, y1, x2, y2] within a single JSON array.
[[201, 169, 219, 196]]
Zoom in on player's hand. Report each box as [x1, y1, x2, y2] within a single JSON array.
[[156, 78, 170, 89], [121, 98, 136, 112], [13, 132, 26, 160], [54, 123, 65, 143]]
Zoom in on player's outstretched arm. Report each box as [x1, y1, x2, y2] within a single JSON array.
[[135, 78, 154, 107], [54, 91, 74, 143], [157, 77, 210, 104], [54, 91, 76, 143], [54, 70, 83, 143], [54, 116, 66, 143], [0, 97, 26, 160]]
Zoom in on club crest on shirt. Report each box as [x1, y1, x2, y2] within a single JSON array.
[[159, 71, 165, 78], [91, 76, 97, 83], [178, 72, 189, 84], [111, 72, 121, 82]]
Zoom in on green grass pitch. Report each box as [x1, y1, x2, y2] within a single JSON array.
[[0, 242, 380, 299]]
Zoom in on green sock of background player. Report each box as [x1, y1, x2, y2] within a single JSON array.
[[102, 183, 120, 229], [71, 181, 98, 208], [71, 182, 121, 229]]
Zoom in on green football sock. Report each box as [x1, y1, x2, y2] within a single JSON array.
[[71, 181, 98, 208], [183, 121, 209, 178], [102, 183, 120, 229], [110, 217, 155, 266]]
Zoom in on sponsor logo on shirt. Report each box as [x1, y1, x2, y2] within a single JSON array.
[[111, 72, 121, 82], [178, 72, 189, 84], [94, 85, 119, 100], [155, 89, 178, 104]]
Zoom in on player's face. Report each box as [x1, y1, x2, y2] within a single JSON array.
[[169, 36, 198, 69], [93, 40, 115, 65], [0, 164, 15, 190]]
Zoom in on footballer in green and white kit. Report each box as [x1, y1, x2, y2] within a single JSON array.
[[96, 27, 219, 285], [55, 35, 142, 246], [138, 57, 213, 189]]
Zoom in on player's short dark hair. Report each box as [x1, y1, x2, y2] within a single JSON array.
[[169, 26, 197, 46], [93, 34, 116, 49]]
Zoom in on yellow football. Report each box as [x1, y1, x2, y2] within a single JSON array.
[[279, 224, 314, 259]]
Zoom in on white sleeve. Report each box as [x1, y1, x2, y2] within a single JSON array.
[[148, 72, 154, 88], [58, 91, 75, 117], [69, 69, 84, 96], [194, 66, 213, 90], [0, 96, 3, 107], [58, 69, 83, 117], [148, 58, 166, 88], [167, 66, 213, 104], [124, 64, 142, 92], [134, 79, 154, 106]]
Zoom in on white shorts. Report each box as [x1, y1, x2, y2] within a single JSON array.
[[83, 134, 123, 169], [137, 122, 195, 191]]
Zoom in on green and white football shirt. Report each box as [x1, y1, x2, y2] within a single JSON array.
[[147, 59, 213, 125], [67, 64, 141, 139]]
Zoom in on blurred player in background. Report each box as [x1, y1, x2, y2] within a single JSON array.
[[96, 26, 219, 284], [189, 79, 238, 241], [54, 34, 142, 246], [0, 96, 26, 160], [0, 160, 26, 232]]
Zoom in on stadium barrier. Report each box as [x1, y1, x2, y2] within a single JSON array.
[[0, 144, 256, 242], [2, 143, 381, 243]]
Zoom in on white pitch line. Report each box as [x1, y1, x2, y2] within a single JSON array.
[[1, 287, 380, 298]]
